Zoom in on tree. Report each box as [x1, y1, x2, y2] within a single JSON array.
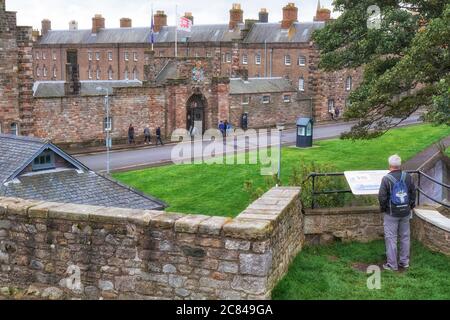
[[312, 0, 449, 139]]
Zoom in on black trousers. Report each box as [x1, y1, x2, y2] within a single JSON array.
[[156, 136, 164, 145]]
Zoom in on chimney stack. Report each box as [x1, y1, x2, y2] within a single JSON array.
[[184, 12, 194, 25], [314, 1, 331, 22], [120, 18, 132, 28], [69, 20, 78, 30], [41, 19, 52, 36], [259, 8, 269, 23], [229, 3, 243, 30], [154, 10, 167, 33], [281, 3, 298, 29], [92, 14, 105, 34]]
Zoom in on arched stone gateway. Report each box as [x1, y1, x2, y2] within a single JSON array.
[[186, 93, 207, 135]]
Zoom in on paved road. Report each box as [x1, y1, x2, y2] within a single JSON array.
[[76, 115, 422, 172]]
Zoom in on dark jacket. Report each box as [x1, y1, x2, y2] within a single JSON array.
[[378, 170, 416, 217], [156, 128, 161, 137]]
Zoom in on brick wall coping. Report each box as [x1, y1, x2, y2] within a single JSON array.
[[304, 206, 379, 216], [414, 208, 450, 232], [0, 187, 300, 241]]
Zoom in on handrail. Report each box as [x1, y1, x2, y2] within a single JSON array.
[[307, 170, 449, 209]]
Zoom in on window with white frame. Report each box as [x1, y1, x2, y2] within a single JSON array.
[[43, 66, 47, 77], [299, 77, 305, 91], [52, 51, 57, 60], [53, 66, 57, 78], [242, 96, 250, 105], [133, 68, 138, 80], [285, 55, 291, 66], [108, 52, 113, 61], [298, 55, 306, 66], [255, 53, 261, 65], [242, 54, 248, 65], [328, 99, 335, 112], [206, 51, 212, 58], [346, 76, 353, 91], [10, 122, 19, 136], [36, 67, 40, 77], [262, 95, 270, 104], [88, 68, 92, 79], [103, 117, 113, 132], [226, 52, 231, 63], [35, 51, 40, 60], [96, 69, 100, 80], [42, 52, 46, 60], [95, 52, 100, 61], [124, 52, 129, 61], [88, 52, 92, 61], [124, 69, 129, 80], [283, 95, 291, 103], [133, 52, 138, 61], [108, 67, 113, 80]]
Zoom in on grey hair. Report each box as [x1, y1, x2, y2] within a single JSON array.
[[388, 154, 402, 167]]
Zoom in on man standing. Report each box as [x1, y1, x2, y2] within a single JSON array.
[[156, 127, 164, 146], [378, 155, 416, 271], [144, 126, 151, 145], [128, 124, 135, 145]]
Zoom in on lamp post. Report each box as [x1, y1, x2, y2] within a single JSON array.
[[96, 87, 111, 174], [276, 123, 285, 186]]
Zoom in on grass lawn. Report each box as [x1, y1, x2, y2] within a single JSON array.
[[272, 240, 450, 300], [114, 124, 450, 217]]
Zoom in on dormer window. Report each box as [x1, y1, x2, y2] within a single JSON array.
[[32, 150, 55, 171]]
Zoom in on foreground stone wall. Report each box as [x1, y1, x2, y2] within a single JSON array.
[[303, 207, 384, 245], [0, 187, 303, 300], [411, 208, 450, 256]]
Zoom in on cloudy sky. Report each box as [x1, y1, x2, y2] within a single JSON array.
[[6, 0, 337, 31]]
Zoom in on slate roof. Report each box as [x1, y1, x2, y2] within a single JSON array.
[[2, 170, 165, 210], [0, 134, 166, 210], [37, 22, 324, 45], [33, 80, 142, 98], [243, 22, 325, 43], [38, 24, 243, 45], [229, 77, 297, 94]]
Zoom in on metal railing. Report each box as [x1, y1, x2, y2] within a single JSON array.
[[307, 171, 449, 209]]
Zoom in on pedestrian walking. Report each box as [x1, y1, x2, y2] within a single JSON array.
[[128, 124, 135, 145], [378, 155, 416, 271], [218, 121, 225, 137], [156, 127, 164, 146], [144, 126, 151, 145], [334, 107, 340, 120]]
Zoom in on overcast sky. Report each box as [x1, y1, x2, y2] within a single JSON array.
[[6, 0, 337, 31]]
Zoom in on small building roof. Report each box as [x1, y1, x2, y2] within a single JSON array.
[[0, 134, 166, 210], [33, 80, 142, 98], [230, 77, 297, 95], [297, 117, 313, 126]]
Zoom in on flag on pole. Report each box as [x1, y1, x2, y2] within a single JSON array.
[[178, 16, 192, 32]]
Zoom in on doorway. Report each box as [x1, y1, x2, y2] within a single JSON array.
[[186, 94, 206, 135]]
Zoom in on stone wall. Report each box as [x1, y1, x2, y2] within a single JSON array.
[[303, 207, 384, 245], [0, 187, 303, 300], [411, 208, 450, 256], [229, 92, 311, 129]]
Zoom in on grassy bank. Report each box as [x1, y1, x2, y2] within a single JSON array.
[[114, 124, 450, 217], [272, 240, 450, 300]]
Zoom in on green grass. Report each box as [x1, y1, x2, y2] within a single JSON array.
[[272, 240, 450, 300], [113, 124, 450, 217]]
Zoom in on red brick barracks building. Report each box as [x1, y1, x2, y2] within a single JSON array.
[[0, 0, 361, 147]]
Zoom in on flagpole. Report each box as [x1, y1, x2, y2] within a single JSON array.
[[151, 3, 154, 51], [175, 4, 178, 58]]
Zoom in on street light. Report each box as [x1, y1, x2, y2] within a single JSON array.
[[96, 86, 111, 174], [276, 123, 285, 186]]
